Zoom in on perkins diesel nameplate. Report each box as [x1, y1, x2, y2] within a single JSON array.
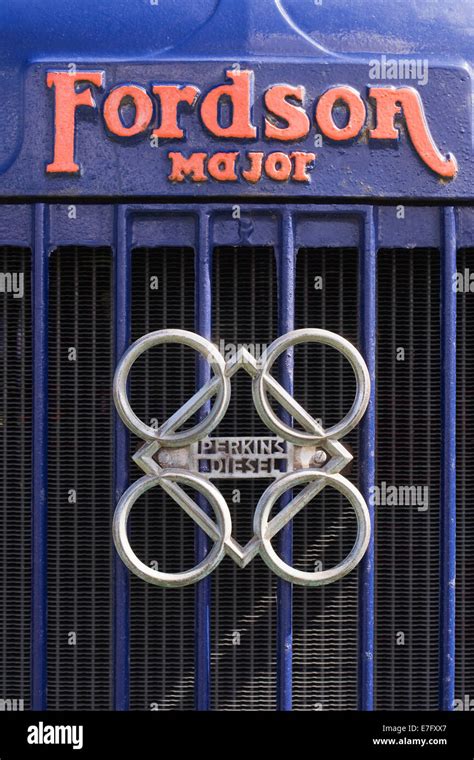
[[112, 328, 371, 588]]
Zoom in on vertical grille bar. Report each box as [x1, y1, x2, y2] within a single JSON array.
[[440, 207, 456, 710], [31, 204, 48, 710], [277, 210, 294, 710], [455, 246, 474, 703], [358, 207, 376, 710], [195, 210, 211, 710], [113, 206, 130, 710]]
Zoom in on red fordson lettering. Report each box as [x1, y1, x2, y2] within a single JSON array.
[[315, 86, 367, 140], [46, 68, 458, 181], [103, 85, 154, 137], [46, 70, 104, 173], [368, 86, 457, 178], [151, 85, 200, 139], [200, 69, 256, 138], [264, 85, 311, 140]]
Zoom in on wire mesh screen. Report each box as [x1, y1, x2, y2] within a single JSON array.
[[375, 248, 440, 710], [0, 247, 31, 711], [129, 247, 195, 710], [211, 246, 278, 710], [293, 248, 359, 710], [456, 248, 474, 706], [48, 247, 114, 709], [3, 226, 473, 711]]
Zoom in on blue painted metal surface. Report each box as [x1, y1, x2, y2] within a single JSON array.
[[439, 207, 457, 711], [0, 60, 466, 199], [31, 203, 49, 711], [0, 0, 469, 198], [0, 0, 472, 62], [195, 211, 212, 710], [358, 207, 376, 710], [280, 0, 474, 60], [113, 206, 130, 710], [277, 210, 294, 710], [2, 202, 467, 252]]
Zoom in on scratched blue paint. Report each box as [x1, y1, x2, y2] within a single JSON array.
[[1, 0, 472, 62], [113, 206, 131, 710], [439, 207, 456, 711], [31, 204, 49, 711], [195, 211, 212, 710], [276, 210, 295, 710], [280, 0, 474, 59], [358, 208, 376, 710], [3, 203, 474, 251]]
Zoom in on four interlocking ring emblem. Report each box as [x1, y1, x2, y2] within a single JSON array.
[[113, 328, 371, 588]]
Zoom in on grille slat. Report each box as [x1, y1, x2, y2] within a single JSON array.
[[293, 248, 359, 711], [48, 247, 114, 710], [129, 247, 195, 710], [211, 246, 277, 710], [375, 248, 440, 710]]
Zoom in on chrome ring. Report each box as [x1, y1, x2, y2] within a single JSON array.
[[252, 328, 370, 446], [253, 469, 371, 586], [113, 469, 232, 588], [113, 328, 231, 446]]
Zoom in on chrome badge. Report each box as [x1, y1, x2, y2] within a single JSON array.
[[113, 328, 371, 588]]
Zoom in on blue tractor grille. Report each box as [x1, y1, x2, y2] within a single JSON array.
[[0, 204, 469, 711]]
